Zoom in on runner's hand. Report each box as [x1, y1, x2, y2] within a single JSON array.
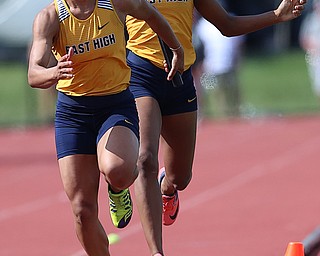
[[275, 0, 307, 21]]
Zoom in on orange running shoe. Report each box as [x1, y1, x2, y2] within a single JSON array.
[[159, 170, 180, 226]]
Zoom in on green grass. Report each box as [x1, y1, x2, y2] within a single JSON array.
[[0, 49, 319, 128], [240, 49, 320, 117], [0, 62, 40, 127]]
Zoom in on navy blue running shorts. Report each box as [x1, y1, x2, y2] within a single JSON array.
[[127, 51, 198, 116], [55, 88, 139, 159]]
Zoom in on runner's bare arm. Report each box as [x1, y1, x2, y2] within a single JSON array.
[[195, 0, 307, 37], [28, 4, 73, 89]]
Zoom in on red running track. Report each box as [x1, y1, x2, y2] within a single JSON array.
[[1, 114, 320, 256]]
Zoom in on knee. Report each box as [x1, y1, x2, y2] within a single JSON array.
[[137, 151, 159, 178], [102, 161, 138, 190], [72, 200, 97, 226], [168, 170, 192, 191]]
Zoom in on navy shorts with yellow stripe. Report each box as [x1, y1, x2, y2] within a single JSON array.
[[55, 88, 139, 159], [127, 51, 198, 116]]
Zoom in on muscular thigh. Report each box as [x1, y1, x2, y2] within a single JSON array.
[[161, 111, 197, 176], [97, 125, 139, 178], [58, 154, 100, 204], [135, 96, 162, 154]]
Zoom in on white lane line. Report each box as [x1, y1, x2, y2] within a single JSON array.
[[0, 192, 67, 222]]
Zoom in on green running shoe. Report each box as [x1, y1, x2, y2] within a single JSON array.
[[108, 188, 133, 228]]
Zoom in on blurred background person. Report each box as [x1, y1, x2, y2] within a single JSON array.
[[194, 1, 245, 118], [299, 0, 320, 102]]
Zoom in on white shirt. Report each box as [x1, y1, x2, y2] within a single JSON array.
[[195, 17, 245, 75]]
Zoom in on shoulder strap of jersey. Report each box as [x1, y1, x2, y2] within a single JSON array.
[[55, 0, 70, 22], [97, 0, 113, 10]]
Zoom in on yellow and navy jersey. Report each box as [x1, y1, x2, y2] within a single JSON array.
[[126, 0, 195, 70], [53, 0, 130, 96]]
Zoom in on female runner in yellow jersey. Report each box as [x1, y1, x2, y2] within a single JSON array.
[[126, 0, 307, 255], [27, 0, 183, 255]]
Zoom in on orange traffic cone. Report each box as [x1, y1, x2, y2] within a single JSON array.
[[285, 242, 305, 256]]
